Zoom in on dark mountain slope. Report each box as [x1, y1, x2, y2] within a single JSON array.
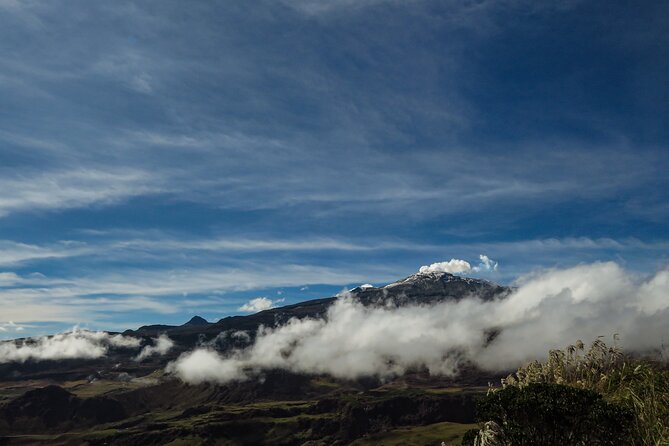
[[0, 385, 125, 432], [355, 271, 509, 306]]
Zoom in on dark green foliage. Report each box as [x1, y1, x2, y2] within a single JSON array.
[[460, 428, 479, 445], [464, 383, 635, 446], [501, 339, 669, 444]]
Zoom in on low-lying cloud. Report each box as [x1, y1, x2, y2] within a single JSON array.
[[167, 262, 669, 384], [135, 334, 174, 361], [0, 329, 141, 363]]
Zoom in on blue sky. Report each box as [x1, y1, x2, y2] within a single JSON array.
[[0, 0, 668, 338]]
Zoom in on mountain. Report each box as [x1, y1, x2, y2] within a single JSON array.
[[127, 271, 509, 344], [0, 271, 510, 380], [355, 271, 509, 305], [183, 315, 208, 326]]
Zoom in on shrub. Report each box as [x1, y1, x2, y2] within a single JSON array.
[[500, 338, 669, 445], [462, 383, 634, 446], [460, 428, 479, 445]]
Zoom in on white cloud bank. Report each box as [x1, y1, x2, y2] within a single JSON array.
[[135, 334, 174, 361], [0, 329, 141, 363], [167, 262, 669, 384]]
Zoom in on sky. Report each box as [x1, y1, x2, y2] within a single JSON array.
[[0, 0, 668, 338]]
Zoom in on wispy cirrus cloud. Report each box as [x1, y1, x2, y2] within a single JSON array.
[[0, 240, 88, 266], [0, 0, 666, 338], [0, 168, 164, 218], [4, 232, 664, 271], [0, 0, 664, 222], [278, 0, 399, 15], [0, 262, 397, 325], [0, 144, 661, 224]]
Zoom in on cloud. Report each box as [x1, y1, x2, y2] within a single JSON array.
[[134, 334, 174, 361], [4, 234, 665, 269], [92, 50, 155, 94], [0, 241, 88, 266], [419, 255, 498, 275], [166, 349, 247, 385], [0, 328, 141, 363], [0, 0, 666, 230], [167, 262, 669, 384], [239, 297, 275, 312], [0, 168, 163, 218], [0, 0, 666, 344], [419, 259, 472, 274], [279, 0, 579, 17], [0, 321, 26, 332], [472, 254, 498, 272], [279, 0, 393, 15], [110, 236, 420, 253], [0, 263, 395, 327], [199, 330, 252, 350]]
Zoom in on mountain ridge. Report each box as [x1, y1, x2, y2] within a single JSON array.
[[125, 272, 509, 345]]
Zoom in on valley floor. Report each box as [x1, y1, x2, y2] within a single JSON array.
[[0, 373, 486, 445]]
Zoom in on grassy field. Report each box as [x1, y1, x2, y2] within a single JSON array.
[[0, 372, 484, 445], [350, 421, 478, 446]]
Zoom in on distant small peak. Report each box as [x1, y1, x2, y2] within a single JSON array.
[[184, 316, 208, 326]]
